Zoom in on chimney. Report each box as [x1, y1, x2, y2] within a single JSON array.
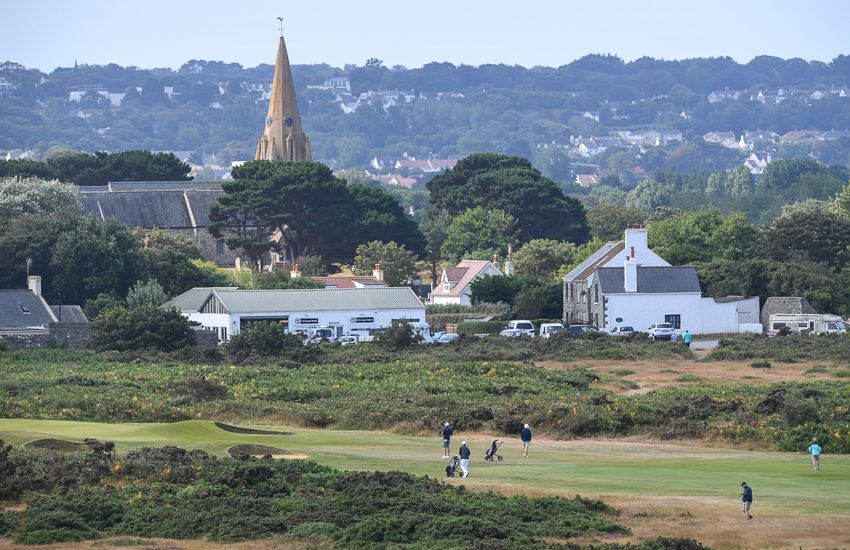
[[373, 263, 384, 282], [143, 233, 151, 248], [28, 275, 42, 296], [492, 254, 500, 269], [624, 255, 638, 293], [624, 226, 648, 261], [290, 264, 301, 278]]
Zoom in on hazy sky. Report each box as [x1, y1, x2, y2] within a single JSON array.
[[3, 0, 849, 72]]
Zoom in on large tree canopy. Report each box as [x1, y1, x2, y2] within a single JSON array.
[[0, 151, 192, 186], [427, 153, 590, 244], [210, 161, 425, 266]]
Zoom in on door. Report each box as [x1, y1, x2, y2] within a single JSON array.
[[664, 314, 681, 329]]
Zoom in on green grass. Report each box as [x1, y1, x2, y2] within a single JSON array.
[[2, 418, 849, 516]]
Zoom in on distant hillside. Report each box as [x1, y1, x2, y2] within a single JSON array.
[[1, 54, 850, 179]]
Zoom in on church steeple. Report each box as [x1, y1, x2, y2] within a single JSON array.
[[255, 33, 311, 161]]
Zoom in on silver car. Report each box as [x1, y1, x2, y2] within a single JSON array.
[[647, 323, 675, 341]]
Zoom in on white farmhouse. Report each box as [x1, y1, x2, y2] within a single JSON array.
[[563, 227, 761, 334], [164, 287, 425, 342], [431, 259, 504, 305]]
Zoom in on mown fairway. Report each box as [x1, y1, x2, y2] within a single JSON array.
[[2, 418, 849, 548]]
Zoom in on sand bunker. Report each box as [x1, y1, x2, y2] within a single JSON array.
[[227, 444, 306, 459], [214, 422, 293, 436]]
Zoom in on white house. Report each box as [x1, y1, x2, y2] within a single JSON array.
[[431, 259, 504, 305], [164, 287, 425, 342], [564, 227, 761, 334]]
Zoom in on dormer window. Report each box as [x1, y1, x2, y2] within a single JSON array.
[[443, 281, 450, 292], [19, 303, 31, 314]]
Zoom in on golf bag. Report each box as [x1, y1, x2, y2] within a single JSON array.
[[484, 439, 503, 462], [446, 456, 460, 477]]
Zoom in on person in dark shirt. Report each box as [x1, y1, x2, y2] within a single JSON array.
[[740, 482, 753, 519], [459, 441, 471, 478], [520, 423, 533, 458], [441, 422, 453, 458]]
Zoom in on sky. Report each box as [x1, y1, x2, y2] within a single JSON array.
[[2, 0, 850, 72]]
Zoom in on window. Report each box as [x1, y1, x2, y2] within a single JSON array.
[[594, 285, 599, 303], [18, 303, 31, 314], [664, 314, 681, 329], [216, 240, 225, 254]]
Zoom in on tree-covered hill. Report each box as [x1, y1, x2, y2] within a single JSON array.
[[2, 55, 850, 171]]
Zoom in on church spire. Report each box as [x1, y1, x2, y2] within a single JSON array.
[[255, 31, 311, 162]]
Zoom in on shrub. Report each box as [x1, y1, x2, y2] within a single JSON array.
[[87, 306, 195, 352], [83, 293, 123, 320], [125, 279, 168, 309], [0, 338, 7, 352], [373, 319, 423, 350], [225, 322, 306, 361], [456, 320, 506, 335], [834, 370, 850, 378], [750, 360, 772, 369]]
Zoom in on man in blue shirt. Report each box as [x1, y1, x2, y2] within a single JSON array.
[[441, 422, 453, 458], [740, 482, 753, 520], [459, 441, 471, 478], [808, 437, 822, 471], [683, 330, 693, 348], [520, 423, 532, 458]]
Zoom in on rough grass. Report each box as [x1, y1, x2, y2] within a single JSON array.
[[3, 419, 850, 549]]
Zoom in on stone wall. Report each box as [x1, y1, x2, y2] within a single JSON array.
[[1, 322, 90, 350]]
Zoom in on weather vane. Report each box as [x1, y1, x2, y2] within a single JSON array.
[[277, 17, 284, 36]]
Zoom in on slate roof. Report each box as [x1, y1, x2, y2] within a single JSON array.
[[596, 266, 701, 294], [81, 189, 223, 229], [162, 287, 238, 312], [49, 305, 89, 323], [108, 181, 223, 192], [562, 242, 624, 281], [0, 290, 55, 332], [165, 287, 424, 314]]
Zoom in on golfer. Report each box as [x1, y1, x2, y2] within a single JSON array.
[[520, 423, 532, 458], [740, 482, 753, 520], [459, 441, 471, 478], [441, 422, 453, 458], [808, 437, 822, 471]]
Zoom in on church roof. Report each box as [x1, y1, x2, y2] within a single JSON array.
[[80, 188, 223, 229]]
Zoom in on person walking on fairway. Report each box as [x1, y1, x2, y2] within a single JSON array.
[[808, 437, 822, 471], [740, 482, 753, 519], [520, 423, 533, 458], [683, 330, 692, 348], [459, 441, 471, 478], [441, 422, 453, 458]]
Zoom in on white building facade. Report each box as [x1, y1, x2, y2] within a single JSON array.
[[164, 287, 425, 342]]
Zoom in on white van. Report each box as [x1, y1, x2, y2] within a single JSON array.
[[539, 323, 565, 339], [768, 314, 848, 335]]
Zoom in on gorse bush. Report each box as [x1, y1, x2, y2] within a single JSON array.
[[3, 351, 849, 452], [709, 334, 850, 361], [225, 321, 304, 361], [87, 306, 195, 352], [373, 319, 423, 350], [0, 441, 627, 547]]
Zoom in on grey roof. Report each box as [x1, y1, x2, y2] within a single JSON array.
[[597, 266, 701, 294], [0, 290, 54, 331], [760, 296, 818, 327], [562, 241, 622, 281], [50, 305, 89, 323], [82, 191, 193, 228], [184, 190, 224, 226], [166, 287, 425, 314], [162, 287, 238, 312], [108, 181, 223, 192]]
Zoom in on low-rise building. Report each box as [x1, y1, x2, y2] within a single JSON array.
[[0, 276, 89, 348], [164, 286, 425, 342]]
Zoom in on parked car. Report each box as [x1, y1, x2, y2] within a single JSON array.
[[432, 332, 460, 344], [539, 322, 565, 339], [647, 322, 675, 341], [337, 335, 360, 346], [610, 326, 635, 336], [503, 320, 535, 337], [567, 324, 591, 337]]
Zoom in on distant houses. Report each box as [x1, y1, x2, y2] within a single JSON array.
[[0, 276, 89, 349], [431, 259, 505, 306]]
